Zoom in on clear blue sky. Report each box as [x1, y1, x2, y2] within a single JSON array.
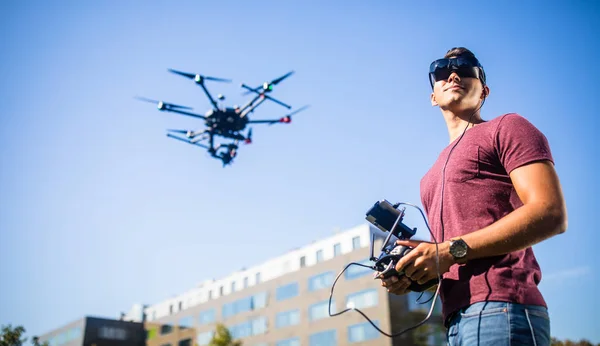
[[1, 0, 598, 343]]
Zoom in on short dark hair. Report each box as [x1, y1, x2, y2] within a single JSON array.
[[444, 47, 478, 59]]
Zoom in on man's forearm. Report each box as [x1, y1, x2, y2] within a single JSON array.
[[461, 202, 567, 261]]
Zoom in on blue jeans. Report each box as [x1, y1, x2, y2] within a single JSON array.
[[446, 301, 551, 346]]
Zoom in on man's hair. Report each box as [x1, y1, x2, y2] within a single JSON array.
[[444, 47, 477, 59]]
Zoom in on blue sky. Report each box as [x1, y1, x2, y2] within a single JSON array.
[[1, 0, 599, 343]]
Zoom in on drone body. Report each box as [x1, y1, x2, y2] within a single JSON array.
[[137, 69, 307, 166]]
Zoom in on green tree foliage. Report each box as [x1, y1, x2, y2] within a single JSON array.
[[0, 325, 48, 346], [208, 323, 242, 346], [550, 337, 598, 346]]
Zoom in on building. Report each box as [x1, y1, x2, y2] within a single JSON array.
[[37, 316, 146, 346], [123, 223, 445, 345]]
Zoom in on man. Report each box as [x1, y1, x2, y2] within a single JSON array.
[[380, 47, 567, 345]]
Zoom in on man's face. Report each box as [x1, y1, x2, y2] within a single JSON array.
[[430, 71, 488, 111]]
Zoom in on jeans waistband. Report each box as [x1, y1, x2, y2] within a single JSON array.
[[444, 301, 548, 328]]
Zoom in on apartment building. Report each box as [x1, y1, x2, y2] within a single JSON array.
[[124, 223, 445, 346]]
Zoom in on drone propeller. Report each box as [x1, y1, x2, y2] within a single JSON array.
[[270, 104, 310, 125], [168, 68, 232, 83], [135, 96, 193, 110], [270, 70, 295, 86], [242, 70, 294, 95], [286, 104, 309, 117], [167, 129, 189, 134]]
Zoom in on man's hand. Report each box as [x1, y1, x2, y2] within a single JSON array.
[[394, 239, 454, 286], [378, 273, 412, 295]]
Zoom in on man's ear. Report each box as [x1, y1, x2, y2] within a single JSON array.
[[481, 85, 490, 99], [430, 92, 438, 106]]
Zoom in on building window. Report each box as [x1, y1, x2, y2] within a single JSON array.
[[276, 282, 299, 301], [178, 301, 183, 311], [346, 289, 378, 309], [169, 304, 173, 314], [300, 256, 306, 268], [256, 272, 261, 284], [229, 317, 267, 339], [160, 325, 173, 335], [222, 292, 268, 319], [275, 309, 300, 328], [223, 297, 252, 319], [253, 291, 268, 309], [197, 331, 214, 346], [243, 277, 249, 288], [252, 317, 267, 336], [231, 281, 236, 292], [344, 258, 372, 280], [199, 309, 215, 325], [178, 339, 192, 346], [276, 337, 300, 346], [316, 249, 324, 263], [99, 326, 127, 340], [352, 236, 361, 249], [219, 286, 224, 296], [208, 290, 212, 300], [178, 316, 194, 329], [308, 271, 334, 292], [333, 243, 342, 257], [309, 299, 335, 321], [310, 329, 337, 346], [348, 321, 380, 343]]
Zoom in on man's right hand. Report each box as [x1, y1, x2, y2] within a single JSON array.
[[378, 274, 412, 295]]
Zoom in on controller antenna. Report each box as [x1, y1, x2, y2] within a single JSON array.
[[369, 233, 377, 261]]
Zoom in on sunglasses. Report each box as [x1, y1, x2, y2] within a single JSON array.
[[429, 56, 486, 88]]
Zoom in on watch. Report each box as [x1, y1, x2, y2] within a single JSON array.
[[449, 238, 469, 264]]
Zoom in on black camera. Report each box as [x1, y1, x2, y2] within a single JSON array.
[[365, 199, 438, 292]]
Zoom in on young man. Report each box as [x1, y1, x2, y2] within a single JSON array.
[[380, 47, 567, 345]]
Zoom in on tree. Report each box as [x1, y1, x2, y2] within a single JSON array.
[[0, 325, 48, 346], [550, 337, 598, 346], [208, 323, 242, 346]]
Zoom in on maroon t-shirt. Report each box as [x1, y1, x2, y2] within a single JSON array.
[[420, 113, 554, 322]]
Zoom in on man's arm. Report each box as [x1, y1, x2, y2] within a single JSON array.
[[394, 160, 567, 286], [459, 160, 567, 261]]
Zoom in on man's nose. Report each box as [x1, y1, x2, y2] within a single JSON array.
[[447, 72, 461, 83]]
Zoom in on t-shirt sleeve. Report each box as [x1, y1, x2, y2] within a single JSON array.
[[495, 113, 554, 174]]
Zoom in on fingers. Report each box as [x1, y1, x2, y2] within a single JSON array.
[[411, 268, 430, 284], [396, 239, 424, 248], [395, 251, 417, 274], [380, 275, 411, 295]]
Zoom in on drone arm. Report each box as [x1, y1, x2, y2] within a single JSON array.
[[166, 133, 210, 150], [198, 83, 219, 110], [263, 94, 291, 109], [166, 109, 207, 120], [247, 118, 287, 125], [247, 105, 308, 125], [240, 83, 260, 94]]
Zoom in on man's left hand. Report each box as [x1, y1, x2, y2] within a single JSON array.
[[394, 239, 455, 285]]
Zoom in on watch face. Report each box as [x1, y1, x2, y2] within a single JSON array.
[[451, 239, 468, 258]]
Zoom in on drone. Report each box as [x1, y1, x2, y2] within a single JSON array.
[[136, 69, 308, 166]]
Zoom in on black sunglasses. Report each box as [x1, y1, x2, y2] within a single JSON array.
[[428, 56, 486, 88]]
